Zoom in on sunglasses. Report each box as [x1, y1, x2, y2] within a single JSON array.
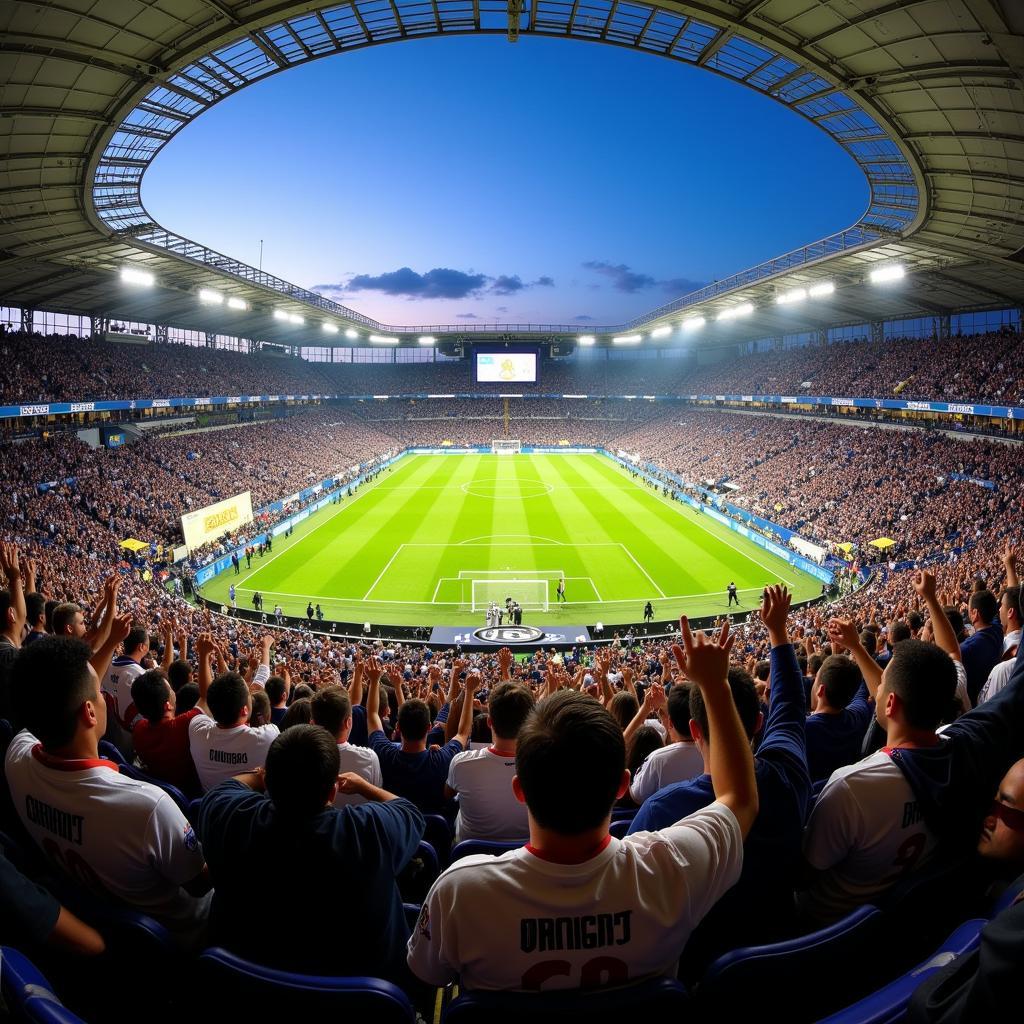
[[989, 800, 1024, 832]]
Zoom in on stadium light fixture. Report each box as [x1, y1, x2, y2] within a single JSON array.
[[226, 296, 248, 310], [651, 325, 672, 338], [716, 303, 754, 321], [273, 309, 289, 321], [418, 336, 436, 345], [345, 328, 359, 339], [612, 334, 642, 345], [681, 316, 705, 331], [776, 288, 807, 305], [870, 264, 905, 284], [808, 281, 835, 298], [577, 335, 596, 346], [322, 323, 339, 334], [121, 267, 154, 287], [289, 313, 304, 325], [369, 335, 399, 344], [198, 288, 223, 305]]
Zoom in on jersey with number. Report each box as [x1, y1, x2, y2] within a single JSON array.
[[334, 742, 383, 808], [799, 748, 937, 924], [407, 801, 742, 990], [105, 655, 144, 727], [188, 715, 279, 792], [629, 742, 704, 804], [446, 747, 529, 843], [4, 731, 209, 934]]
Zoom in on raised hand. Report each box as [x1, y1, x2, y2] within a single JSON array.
[[760, 585, 792, 646], [672, 615, 733, 692], [912, 569, 938, 603], [827, 617, 860, 652]]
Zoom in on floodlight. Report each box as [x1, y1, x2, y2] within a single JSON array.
[[870, 264, 905, 284], [651, 325, 672, 338], [289, 313, 304, 325], [808, 281, 835, 298], [345, 328, 359, 339], [322, 323, 339, 334], [717, 303, 754, 321], [121, 267, 154, 286], [681, 316, 705, 331], [226, 297, 248, 310], [418, 336, 436, 345], [776, 288, 807, 305], [369, 335, 399, 344], [612, 334, 642, 345], [198, 288, 223, 305], [577, 335, 596, 345], [273, 309, 289, 321]]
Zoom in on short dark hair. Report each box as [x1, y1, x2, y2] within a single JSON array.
[[265, 675, 287, 705], [292, 684, 314, 703], [51, 602, 82, 635], [667, 683, 692, 735], [859, 630, 877, 654], [626, 725, 664, 778], [265, 724, 340, 819], [516, 691, 624, 835], [249, 690, 272, 728], [131, 668, 171, 724], [942, 606, 966, 640], [310, 686, 351, 738], [884, 639, 957, 731], [125, 627, 149, 656], [281, 698, 312, 731], [207, 672, 250, 726], [397, 698, 431, 742], [907, 611, 924, 633], [753, 660, 770, 682], [176, 682, 199, 714], [488, 682, 534, 740], [607, 690, 638, 730], [1001, 586, 1023, 623], [44, 599, 58, 633], [818, 656, 862, 709], [167, 658, 191, 692], [25, 592, 46, 628], [969, 590, 999, 626], [889, 621, 912, 644], [690, 667, 761, 743], [808, 653, 825, 676], [13, 637, 95, 749]]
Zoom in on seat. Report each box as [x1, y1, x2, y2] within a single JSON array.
[[449, 839, 522, 863], [0, 947, 89, 1023], [816, 918, 986, 1024], [397, 840, 440, 904], [97, 741, 127, 765], [422, 813, 453, 865], [197, 946, 415, 1021], [443, 977, 688, 1023], [695, 904, 885, 1020], [611, 807, 637, 822], [608, 819, 632, 839], [117, 763, 190, 817]]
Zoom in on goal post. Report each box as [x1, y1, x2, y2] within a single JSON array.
[[471, 579, 549, 612], [491, 439, 522, 454]]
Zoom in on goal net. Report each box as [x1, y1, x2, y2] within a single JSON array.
[[491, 439, 522, 454], [471, 578, 549, 612]]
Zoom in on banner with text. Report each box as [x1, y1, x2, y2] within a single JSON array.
[[181, 491, 253, 552]]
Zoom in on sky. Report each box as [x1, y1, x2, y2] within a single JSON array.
[[143, 34, 868, 328]]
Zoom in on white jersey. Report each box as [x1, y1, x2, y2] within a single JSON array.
[[333, 741, 383, 808], [978, 656, 1016, 705], [4, 731, 209, 935], [446, 747, 529, 843], [188, 715, 279, 792], [629, 741, 704, 804], [799, 748, 938, 924], [105, 655, 144, 726], [408, 801, 742, 991]]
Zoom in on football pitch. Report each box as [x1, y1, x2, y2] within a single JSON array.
[[200, 452, 821, 627]]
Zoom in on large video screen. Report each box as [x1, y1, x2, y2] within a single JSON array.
[[473, 348, 538, 384]]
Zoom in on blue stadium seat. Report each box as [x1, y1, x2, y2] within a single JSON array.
[[117, 763, 190, 817], [404, 902, 422, 932], [449, 839, 522, 862], [0, 947, 89, 1024], [0, 717, 13, 750], [608, 819, 632, 839], [97, 741, 127, 766], [397, 840, 441, 904], [989, 875, 1024, 917], [815, 918, 986, 1024], [810, 777, 828, 801], [695, 904, 885, 1020], [197, 947, 415, 1021], [422, 813, 453, 865], [611, 807, 637, 823], [443, 977, 688, 1022]]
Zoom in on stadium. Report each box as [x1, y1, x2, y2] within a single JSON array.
[[1, 0, 1023, 1020]]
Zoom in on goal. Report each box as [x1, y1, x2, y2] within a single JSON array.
[[471, 578, 549, 612], [491, 439, 522, 455]]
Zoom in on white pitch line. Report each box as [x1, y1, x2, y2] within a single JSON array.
[[362, 544, 406, 600], [618, 543, 667, 598]]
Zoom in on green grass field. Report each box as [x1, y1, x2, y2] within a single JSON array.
[[200, 452, 820, 626]]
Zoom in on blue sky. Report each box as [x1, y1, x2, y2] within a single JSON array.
[[144, 35, 867, 327]]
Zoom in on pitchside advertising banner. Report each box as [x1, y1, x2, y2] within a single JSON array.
[[181, 491, 254, 551], [430, 625, 592, 648]]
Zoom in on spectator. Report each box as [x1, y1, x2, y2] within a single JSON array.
[[625, 682, 703, 804], [804, 655, 872, 784], [961, 590, 1003, 705], [310, 685, 382, 808]]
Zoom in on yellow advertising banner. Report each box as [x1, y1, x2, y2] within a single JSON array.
[[180, 491, 253, 551]]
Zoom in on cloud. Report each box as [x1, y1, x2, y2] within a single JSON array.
[[583, 261, 705, 296], [345, 266, 489, 300], [456, 312, 478, 320], [496, 306, 509, 313], [535, 276, 555, 287], [491, 274, 525, 295], [574, 315, 595, 323]]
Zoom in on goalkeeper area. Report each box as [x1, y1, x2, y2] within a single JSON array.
[[200, 452, 821, 626]]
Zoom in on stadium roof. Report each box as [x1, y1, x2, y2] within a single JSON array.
[[1, 0, 1023, 348]]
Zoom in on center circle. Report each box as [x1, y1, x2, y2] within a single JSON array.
[[461, 480, 554, 500]]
